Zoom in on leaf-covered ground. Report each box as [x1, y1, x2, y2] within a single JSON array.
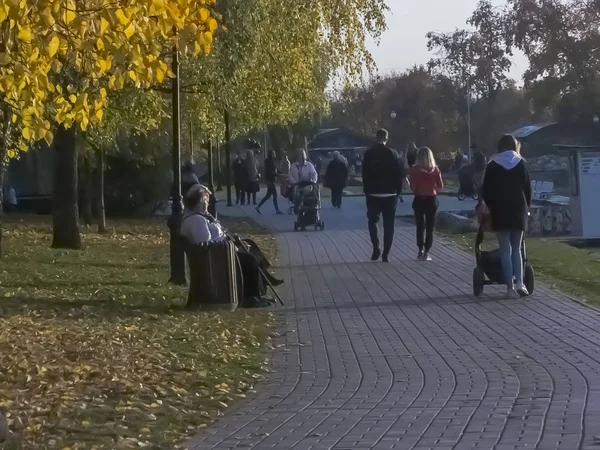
[[0, 216, 277, 449]]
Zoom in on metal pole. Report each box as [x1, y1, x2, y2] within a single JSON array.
[[225, 110, 232, 206], [189, 122, 194, 163], [216, 139, 223, 191], [467, 88, 472, 163], [168, 45, 186, 285], [207, 137, 216, 216]]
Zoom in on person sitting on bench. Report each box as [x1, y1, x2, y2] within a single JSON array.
[[180, 184, 283, 307]]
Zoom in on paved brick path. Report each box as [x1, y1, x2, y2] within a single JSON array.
[[190, 201, 600, 450]]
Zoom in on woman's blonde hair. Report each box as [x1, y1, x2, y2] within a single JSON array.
[[416, 147, 436, 169]]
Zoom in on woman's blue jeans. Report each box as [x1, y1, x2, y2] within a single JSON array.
[[496, 231, 524, 287]]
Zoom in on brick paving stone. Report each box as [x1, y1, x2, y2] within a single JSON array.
[[189, 202, 600, 450]]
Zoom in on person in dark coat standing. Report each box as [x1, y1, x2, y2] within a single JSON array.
[[232, 153, 245, 205], [256, 150, 283, 214], [325, 151, 348, 208], [362, 129, 404, 263], [244, 149, 260, 205], [482, 134, 532, 299]]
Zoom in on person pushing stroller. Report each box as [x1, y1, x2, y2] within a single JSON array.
[[288, 149, 318, 211]]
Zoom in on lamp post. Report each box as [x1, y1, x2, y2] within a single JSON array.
[[167, 46, 186, 286], [224, 110, 232, 206], [207, 137, 216, 216], [216, 140, 222, 191]]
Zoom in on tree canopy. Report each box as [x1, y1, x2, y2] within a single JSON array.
[[0, 0, 218, 157]]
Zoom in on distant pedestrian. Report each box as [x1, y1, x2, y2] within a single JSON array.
[[406, 142, 418, 168], [396, 150, 408, 203], [325, 151, 348, 208], [256, 150, 283, 215], [181, 161, 199, 197], [362, 129, 404, 263], [244, 149, 260, 205], [4, 185, 17, 213], [482, 134, 532, 299], [410, 147, 443, 261], [233, 153, 245, 205]]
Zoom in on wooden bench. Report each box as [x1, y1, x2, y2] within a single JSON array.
[[184, 239, 241, 311]]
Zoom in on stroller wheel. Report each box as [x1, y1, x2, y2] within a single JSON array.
[[314, 224, 319, 231], [458, 191, 466, 201], [472, 192, 479, 200], [294, 222, 298, 232], [473, 267, 484, 297], [524, 264, 535, 295]]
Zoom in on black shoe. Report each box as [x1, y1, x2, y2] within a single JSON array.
[[382, 253, 390, 263], [371, 248, 381, 261]]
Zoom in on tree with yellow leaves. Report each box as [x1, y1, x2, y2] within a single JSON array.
[[0, 0, 218, 250]]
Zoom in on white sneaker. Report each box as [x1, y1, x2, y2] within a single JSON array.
[[423, 252, 432, 262], [515, 283, 530, 297], [506, 288, 519, 299]]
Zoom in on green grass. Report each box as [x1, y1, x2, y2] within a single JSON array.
[[0, 216, 276, 449], [441, 228, 600, 306]]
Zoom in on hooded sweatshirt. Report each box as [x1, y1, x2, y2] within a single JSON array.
[[410, 165, 443, 196], [482, 150, 532, 231]]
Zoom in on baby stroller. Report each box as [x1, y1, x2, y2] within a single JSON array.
[[472, 203, 534, 296], [292, 181, 324, 231]]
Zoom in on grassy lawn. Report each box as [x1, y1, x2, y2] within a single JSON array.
[[441, 228, 600, 306], [0, 216, 277, 449]]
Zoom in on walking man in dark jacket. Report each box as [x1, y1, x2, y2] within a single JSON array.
[[362, 129, 404, 262], [325, 151, 348, 208], [256, 150, 283, 214]]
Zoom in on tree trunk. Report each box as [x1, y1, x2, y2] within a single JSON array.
[[0, 107, 10, 259], [81, 156, 93, 225], [0, 162, 4, 260], [51, 126, 82, 249], [95, 147, 107, 233]]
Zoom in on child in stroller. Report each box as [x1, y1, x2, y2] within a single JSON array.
[[472, 201, 534, 297], [292, 181, 324, 231]]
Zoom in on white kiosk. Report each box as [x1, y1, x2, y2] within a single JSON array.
[[559, 145, 600, 238]]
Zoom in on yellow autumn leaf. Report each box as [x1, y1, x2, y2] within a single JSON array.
[[63, 2, 76, 24], [199, 8, 210, 22], [94, 109, 103, 121], [44, 130, 53, 146], [96, 38, 104, 51], [22, 127, 31, 140], [100, 17, 109, 35], [48, 36, 60, 58], [124, 22, 135, 39], [17, 26, 33, 43], [115, 9, 129, 26]]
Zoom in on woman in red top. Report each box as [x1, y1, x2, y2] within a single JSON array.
[[410, 147, 444, 261]]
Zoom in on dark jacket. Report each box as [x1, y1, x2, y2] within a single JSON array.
[[264, 157, 278, 183], [362, 143, 403, 195], [482, 151, 532, 231], [325, 158, 348, 188], [233, 158, 244, 185]]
